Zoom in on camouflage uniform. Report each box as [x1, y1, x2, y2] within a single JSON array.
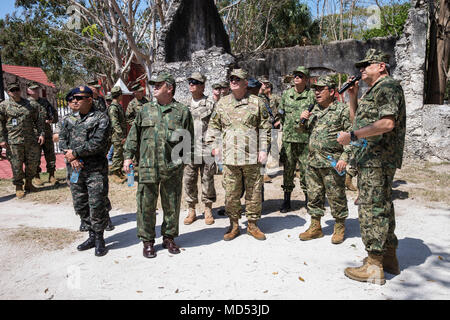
[[59, 106, 111, 232], [93, 96, 107, 113], [279, 76, 316, 195], [108, 94, 127, 174], [29, 96, 58, 174], [124, 83, 194, 242], [126, 96, 149, 126], [298, 78, 352, 220], [206, 77, 271, 221], [183, 95, 217, 206], [0, 96, 44, 186], [353, 75, 406, 255]]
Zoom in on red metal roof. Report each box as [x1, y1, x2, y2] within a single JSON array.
[[2, 64, 55, 88]]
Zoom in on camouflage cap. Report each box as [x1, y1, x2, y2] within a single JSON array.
[[212, 83, 222, 89], [130, 82, 144, 92], [219, 80, 230, 88], [87, 79, 100, 86], [188, 72, 206, 83], [355, 48, 390, 68], [292, 66, 310, 78], [230, 68, 249, 80], [247, 78, 262, 88], [27, 82, 40, 90], [311, 75, 336, 89], [105, 92, 113, 101], [258, 75, 270, 83], [7, 82, 20, 91], [110, 86, 122, 97], [149, 72, 175, 85]]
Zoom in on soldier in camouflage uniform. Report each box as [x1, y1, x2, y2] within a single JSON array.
[[219, 81, 231, 97], [126, 83, 149, 127], [123, 72, 194, 258], [108, 86, 127, 183], [279, 66, 316, 213], [258, 75, 281, 129], [87, 79, 107, 113], [27, 83, 59, 186], [0, 82, 45, 198], [206, 69, 272, 241], [296, 75, 352, 244], [59, 86, 111, 257], [337, 49, 406, 285], [182, 72, 217, 225]]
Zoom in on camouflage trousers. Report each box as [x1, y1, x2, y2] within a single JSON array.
[[281, 141, 308, 194], [9, 143, 41, 186], [69, 167, 109, 232], [357, 167, 398, 254], [183, 162, 217, 206], [223, 164, 263, 221], [136, 169, 183, 241], [347, 158, 358, 178], [37, 134, 56, 174], [110, 142, 124, 173], [306, 166, 348, 219]]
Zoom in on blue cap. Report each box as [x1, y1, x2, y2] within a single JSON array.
[[65, 89, 75, 101], [72, 86, 93, 96], [247, 78, 262, 88]]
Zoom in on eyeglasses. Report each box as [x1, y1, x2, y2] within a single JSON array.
[[293, 73, 305, 79], [9, 88, 20, 92], [189, 79, 204, 85], [229, 77, 242, 83], [314, 87, 330, 92], [73, 95, 90, 101]]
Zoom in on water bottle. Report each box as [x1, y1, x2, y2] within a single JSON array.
[[327, 155, 345, 176], [70, 160, 83, 183], [337, 133, 367, 149], [127, 164, 135, 187], [215, 151, 223, 174]]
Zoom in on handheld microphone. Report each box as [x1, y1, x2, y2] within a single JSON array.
[[338, 75, 361, 94], [301, 104, 315, 125]]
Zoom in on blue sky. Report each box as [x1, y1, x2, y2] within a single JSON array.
[[0, 0, 22, 19]]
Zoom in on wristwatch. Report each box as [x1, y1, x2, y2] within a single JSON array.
[[350, 131, 358, 142]]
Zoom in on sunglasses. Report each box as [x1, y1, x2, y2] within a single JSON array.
[[314, 86, 330, 92], [229, 77, 242, 83], [189, 79, 204, 85], [73, 95, 90, 101], [293, 73, 305, 79], [9, 88, 20, 92]]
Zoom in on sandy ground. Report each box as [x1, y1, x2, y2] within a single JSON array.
[[0, 165, 449, 301]]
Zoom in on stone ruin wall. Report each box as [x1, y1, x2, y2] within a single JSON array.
[[152, 0, 449, 162]]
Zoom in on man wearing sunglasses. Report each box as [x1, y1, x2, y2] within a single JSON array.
[[60, 86, 111, 257], [337, 49, 406, 285], [0, 82, 44, 198], [27, 83, 59, 186], [123, 72, 194, 258], [206, 69, 272, 241], [183, 72, 217, 226], [279, 66, 316, 213]]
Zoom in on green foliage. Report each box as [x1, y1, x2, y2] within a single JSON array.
[[361, 3, 411, 39]]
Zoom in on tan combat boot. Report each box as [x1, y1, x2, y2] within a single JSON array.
[[33, 174, 44, 186], [362, 246, 400, 275], [247, 220, 266, 240], [204, 203, 215, 225], [16, 185, 25, 199], [24, 179, 38, 193], [48, 171, 57, 185], [299, 216, 324, 241], [183, 205, 197, 225], [111, 171, 126, 184], [331, 219, 346, 244], [345, 253, 386, 285], [223, 218, 240, 241], [345, 174, 357, 191]]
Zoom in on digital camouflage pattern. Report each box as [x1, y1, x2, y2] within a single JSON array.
[[357, 167, 398, 254], [108, 101, 127, 172], [280, 141, 309, 193], [126, 96, 149, 126], [93, 96, 107, 113], [223, 164, 263, 220], [59, 109, 111, 232], [352, 76, 406, 169], [183, 95, 216, 206], [0, 98, 44, 185], [124, 99, 193, 242], [206, 93, 271, 166]]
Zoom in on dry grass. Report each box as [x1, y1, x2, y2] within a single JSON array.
[[1, 226, 82, 251]]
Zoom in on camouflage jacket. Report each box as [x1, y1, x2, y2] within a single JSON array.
[[206, 93, 272, 166], [29, 97, 58, 137], [93, 97, 107, 113], [0, 98, 44, 145], [298, 100, 352, 168], [108, 102, 127, 143], [353, 76, 406, 169], [126, 97, 149, 126], [123, 99, 194, 183], [280, 87, 316, 143], [186, 95, 214, 153], [59, 109, 110, 171]]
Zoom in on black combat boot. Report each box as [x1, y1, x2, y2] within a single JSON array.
[[105, 216, 115, 231], [77, 230, 95, 251], [280, 192, 291, 213], [94, 231, 108, 257], [79, 220, 89, 232]]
